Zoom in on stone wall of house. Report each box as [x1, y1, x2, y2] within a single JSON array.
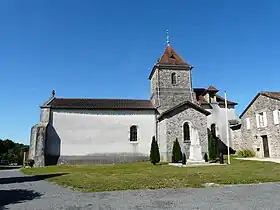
[[161, 106, 208, 161], [231, 125, 243, 151], [241, 95, 280, 158]]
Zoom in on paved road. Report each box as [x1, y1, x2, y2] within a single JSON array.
[[1, 169, 280, 210]]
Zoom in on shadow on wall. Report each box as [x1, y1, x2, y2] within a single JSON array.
[[45, 125, 61, 166], [207, 128, 235, 155], [0, 173, 68, 185], [0, 189, 42, 210], [216, 137, 236, 155]]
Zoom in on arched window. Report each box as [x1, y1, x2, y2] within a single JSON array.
[[210, 124, 216, 137], [130, 125, 138, 142], [171, 73, 177, 85], [183, 122, 190, 142]]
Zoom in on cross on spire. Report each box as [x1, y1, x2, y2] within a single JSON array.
[[166, 29, 170, 46]]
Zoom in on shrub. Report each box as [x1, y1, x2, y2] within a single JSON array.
[[172, 138, 182, 163], [204, 153, 208, 162], [25, 159, 35, 168], [208, 133, 218, 160], [182, 153, 186, 165], [150, 136, 160, 165], [237, 149, 255, 157]]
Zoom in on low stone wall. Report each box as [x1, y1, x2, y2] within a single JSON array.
[[46, 153, 149, 165]]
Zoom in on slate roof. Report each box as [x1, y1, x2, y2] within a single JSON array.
[[41, 98, 156, 110], [239, 91, 280, 118]]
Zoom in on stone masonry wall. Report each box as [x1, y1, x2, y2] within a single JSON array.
[[241, 95, 280, 158], [163, 106, 208, 161], [150, 67, 196, 114]]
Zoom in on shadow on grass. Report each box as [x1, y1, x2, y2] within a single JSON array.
[[0, 189, 42, 210], [0, 173, 68, 185], [0, 166, 22, 170]]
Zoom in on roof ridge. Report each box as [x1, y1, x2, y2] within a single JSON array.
[[54, 97, 151, 101]]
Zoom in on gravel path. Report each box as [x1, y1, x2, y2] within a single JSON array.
[[1, 169, 280, 209]]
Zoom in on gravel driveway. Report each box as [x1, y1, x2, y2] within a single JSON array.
[[1, 169, 280, 210]]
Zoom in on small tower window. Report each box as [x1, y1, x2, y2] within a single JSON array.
[[130, 125, 138, 142], [183, 122, 190, 142], [171, 73, 177, 85]]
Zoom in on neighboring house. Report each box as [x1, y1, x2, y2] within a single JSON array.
[[193, 86, 239, 151], [29, 43, 238, 166], [233, 92, 280, 158]]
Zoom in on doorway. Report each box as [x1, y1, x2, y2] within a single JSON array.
[[261, 135, 270, 158]]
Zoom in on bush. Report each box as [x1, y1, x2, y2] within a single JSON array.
[[172, 138, 182, 163], [208, 133, 218, 160], [182, 153, 186, 165], [150, 136, 160, 165], [25, 159, 35, 168], [237, 149, 255, 157], [204, 153, 208, 162]]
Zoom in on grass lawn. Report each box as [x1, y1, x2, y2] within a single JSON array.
[[21, 157, 280, 192]]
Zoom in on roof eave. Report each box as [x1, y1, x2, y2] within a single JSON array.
[[40, 96, 56, 108], [158, 101, 211, 120], [239, 92, 261, 118]]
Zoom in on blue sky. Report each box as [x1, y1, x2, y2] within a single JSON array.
[[1, 0, 280, 144]]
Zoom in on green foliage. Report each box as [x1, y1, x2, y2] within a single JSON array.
[[204, 153, 208, 162], [237, 149, 255, 157], [182, 153, 186, 165], [150, 136, 160, 165], [208, 133, 218, 160], [172, 138, 182, 163], [0, 139, 27, 165]]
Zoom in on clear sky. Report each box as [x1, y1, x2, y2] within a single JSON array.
[[1, 0, 280, 144]]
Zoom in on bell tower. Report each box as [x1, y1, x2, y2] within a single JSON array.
[[149, 44, 195, 113]]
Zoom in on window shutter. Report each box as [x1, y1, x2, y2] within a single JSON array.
[[256, 114, 260, 128], [263, 112, 267, 127], [273, 110, 279, 125], [246, 118, 250, 130]]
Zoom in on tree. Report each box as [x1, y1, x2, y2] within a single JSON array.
[[208, 133, 218, 160], [172, 138, 182, 163], [0, 138, 27, 165], [182, 153, 186, 165], [150, 136, 160, 165]]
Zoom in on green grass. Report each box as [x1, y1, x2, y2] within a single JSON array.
[[21, 157, 280, 192]]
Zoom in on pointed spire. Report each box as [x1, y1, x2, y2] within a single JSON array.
[[166, 29, 170, 46]]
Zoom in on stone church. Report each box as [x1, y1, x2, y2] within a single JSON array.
[[29, 43, 238, 166]]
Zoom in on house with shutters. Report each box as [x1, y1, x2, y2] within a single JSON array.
[[29, 42, 239, 166], [232, 92, 280, 158]]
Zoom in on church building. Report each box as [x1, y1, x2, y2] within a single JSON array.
[[29, 43, 238, 166]]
